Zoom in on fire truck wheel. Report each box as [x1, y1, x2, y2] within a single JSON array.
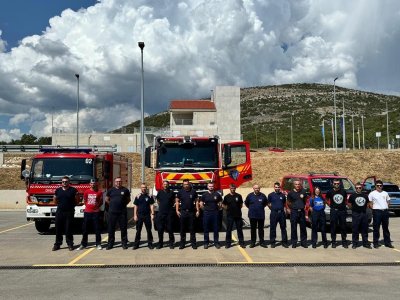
[[35, 220, 51, 233]]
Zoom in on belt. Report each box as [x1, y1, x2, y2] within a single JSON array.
[[181, 209, 194, 212], [273, 209, 284, 213], [374, 209, 388, 211], [293, 209, 304, 212]]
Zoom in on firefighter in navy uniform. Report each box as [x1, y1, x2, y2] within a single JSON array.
[[105, 177, 131, 250], [287, 179, 307, 248], [245, 184, 268, 248], [176, 179, 199, 249], [155, 180, 176, 249], [267, 182, 288, 248], [200, 182, 223, 249], [52, 176, 79, 251], [326, 179, 348, 248], [223, 184, 245, 248], [349, 182, 372, 249], [133, 183, 155, 250]]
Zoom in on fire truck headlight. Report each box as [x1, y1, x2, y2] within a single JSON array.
[[29, 196, 38, 203], [27, 208, 38, 213]]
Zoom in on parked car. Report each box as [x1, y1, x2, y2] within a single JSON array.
[[362, 176, 400, 216], [281, 172, 372, 226]]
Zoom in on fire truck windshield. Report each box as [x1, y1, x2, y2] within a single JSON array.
[[30, 158, 94, 183], [157, 142, 218, 168]]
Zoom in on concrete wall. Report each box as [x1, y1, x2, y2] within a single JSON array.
[[214, 86, 241, 142], [51, 133, 155, 152], [0, 188, 273, 210]]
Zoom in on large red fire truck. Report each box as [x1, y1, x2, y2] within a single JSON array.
[[20, 147, 132, 233], [145, 135, 252, 194]]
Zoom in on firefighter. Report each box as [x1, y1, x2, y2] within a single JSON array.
[[105, 177, 131, 250], [155, 180, 176, 249], [223, 184, 245, 248], [348, 182, 371, 249], [326, 179, 348, 248], [287, 179, 307, 248], [199, 182, 222, 249], [245, 184, 268, 248], [176, 179, 199, 249], [133, 183, 155, 249], [77, 178, 103, 250], [52, 176, 79, 251], [267, 182, 288, 248]]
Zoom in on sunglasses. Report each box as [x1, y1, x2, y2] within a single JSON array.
[[62, 181, 69, 183], [376, 184, 383, 187], [356, 187, 362, 189]]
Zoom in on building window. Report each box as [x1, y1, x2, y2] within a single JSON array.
[[173, 113, 193, 125]]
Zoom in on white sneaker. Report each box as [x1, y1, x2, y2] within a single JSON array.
[[96, 245, 102, 250], [77, 245, 85, 251]]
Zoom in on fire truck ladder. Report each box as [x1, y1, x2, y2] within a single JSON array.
[[1, 145, 117, 153]]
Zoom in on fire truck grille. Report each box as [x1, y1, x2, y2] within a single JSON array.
[[33, 194, 54, 204]]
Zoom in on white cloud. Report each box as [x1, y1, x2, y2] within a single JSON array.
[[0, 128, 22, 142], [0, 30, 6, 53], [0, 0, 400, 140]]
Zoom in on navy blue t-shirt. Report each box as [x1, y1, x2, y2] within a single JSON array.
[[287, 189, 306, 210], [156, 189, 175, 214], [177, 188, 198, 211], [245, 192, 268, 219], [106, 187, 131, 213], [267, 192, 286, 210], [223, 193, 243, 218], [55, 186, 78, 212], [200, 191, 222, 212], [134, 193, 155, 216]]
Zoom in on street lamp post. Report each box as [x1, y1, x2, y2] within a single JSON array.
[[291, 112, 294, 151], [138, 42, 145, 183], [75, 74, 80, 148], [351, 114, 355, 150], [342, 97, 346, 151], [361, 115, 365, 150], [386, 100, 390, 149], [333, 77, 338, 152]]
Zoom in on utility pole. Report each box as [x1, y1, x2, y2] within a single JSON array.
[[386, 100, 390, 149], [351, 114, 355, 150], [361, 115, 365, 150]]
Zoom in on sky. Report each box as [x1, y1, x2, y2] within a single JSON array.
[[0, 0, 400, 142]]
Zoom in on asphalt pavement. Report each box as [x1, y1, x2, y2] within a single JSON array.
[[0, 211, 399, 299]]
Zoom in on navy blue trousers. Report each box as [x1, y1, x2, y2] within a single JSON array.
[[373, 209, 391, 246], [270, 210, 288, 243], [203, 210, 219, 244], [290, 209, 307, 245]]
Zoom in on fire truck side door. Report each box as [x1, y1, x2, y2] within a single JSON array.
[[220, 141, 252, 189]]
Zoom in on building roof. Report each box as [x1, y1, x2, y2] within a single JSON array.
[[169, 100, 216, 110]]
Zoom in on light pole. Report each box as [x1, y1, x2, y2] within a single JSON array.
[[386, 100, 390, 149], [351, 114, 355, 150], [275, 128, 278, 147], [361, 115, 365, 150], [75, 74, 80, 148], [322, 119, 326, 151], [342, 97, 346, 151], [138, 42, 145, 183], [333, 77, 338, 152], [291, 112, 294, 151]]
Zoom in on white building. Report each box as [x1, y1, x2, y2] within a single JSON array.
[[51, 86, 242, 151]]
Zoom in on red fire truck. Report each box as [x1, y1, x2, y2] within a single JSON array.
[[145, 135, 252, 194], [21, 147, 132, 233]]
